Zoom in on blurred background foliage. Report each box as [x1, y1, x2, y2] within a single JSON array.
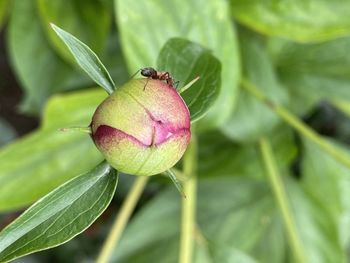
[[1, 0, 350, 262]]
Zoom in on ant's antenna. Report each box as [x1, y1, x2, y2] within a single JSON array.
[[129, 69, 141, 79]]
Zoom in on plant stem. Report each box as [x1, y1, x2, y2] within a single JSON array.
[[58, 126, 91, 134], [259, 138, 307, 263], [96, 176, 149, 263], [179, 134, 198, 263], [241, 78, 350, 169]]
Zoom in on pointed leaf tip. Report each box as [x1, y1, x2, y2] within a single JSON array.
[[51, 24, 115, 94]]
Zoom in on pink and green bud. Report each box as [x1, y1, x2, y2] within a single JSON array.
[[91, 79, 191, 176]]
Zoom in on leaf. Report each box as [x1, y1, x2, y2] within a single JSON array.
[[230, 0, 350, 42], [197, 244, 259, 263], [273, 36, 350, 114], [0, 88, 106, 212], [0, 118, 17, 147], [332, 99, 350, 118], [7, 0, 87, 114], [42, 88, 107, 129], [107, 156, 344, 262], [221, 29, 288, 142], [116, 0, 240, 129], [301, 139, 350, 252], [37, 0, 111, 65], [287, 179, 347, 263], [157, 38, 221, 122], [100, 30, 130, 87], [198, 125, 297, 179], [110, 177, 286, 263], [51, 24, 116, 94], [0, 162, 118, 262], [0, 0, 9, 29], [0, 131, 103, 212], [194, 241, 259, 263]]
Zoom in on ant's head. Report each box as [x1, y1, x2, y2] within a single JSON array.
[[141, 67, 157, 77]]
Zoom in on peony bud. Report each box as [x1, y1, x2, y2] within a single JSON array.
[[91, 79, 191, 176]]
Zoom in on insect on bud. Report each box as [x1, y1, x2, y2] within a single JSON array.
[[90, 79, 191, 176]]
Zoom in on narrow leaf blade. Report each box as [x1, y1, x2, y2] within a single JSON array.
[[51, 23, 115, 94], [157, 38, 221, 122], [0, 162, 118, 262]]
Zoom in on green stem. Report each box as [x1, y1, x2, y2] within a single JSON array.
[[179, 134, 198, 263], [259, 138, 307, 263], [241, 78, 350, 169], [58, 126, 91, 134], [96, 176, 149, 263]]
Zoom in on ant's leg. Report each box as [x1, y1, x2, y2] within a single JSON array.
[[174, 80, 180, 90], [143, 78, 150, 91], [159, 72, 170, 81]]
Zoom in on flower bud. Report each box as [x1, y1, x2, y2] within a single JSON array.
[[91, 79, 191, 176]]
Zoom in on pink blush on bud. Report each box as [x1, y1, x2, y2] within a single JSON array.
[[90, 78, 191, 176]]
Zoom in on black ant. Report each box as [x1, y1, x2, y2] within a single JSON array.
[[131, 67, 179, 90]]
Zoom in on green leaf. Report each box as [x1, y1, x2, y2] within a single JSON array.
[[221, 30, 288, 142], [288, 179, 347, 262], [0, 162, 118, 262], [332, 99, 350, 118], [7, 0, 87, 114], [51, 24, 115, 94], [273, 36, 350, 114], [37, 0, 111, 65], [198, 125, 296, 179], [110, 177, 286, 263], [116, 0, 240, 129], [0, 130, 103, 212], [230, 0, 350, 42], [301, 139, 350, 254], [0, 0, 9, 29], [202, 243, 258, 263], [194, 241, 260, 263], [0, 118, 16, 147], [42, 88, 107, 129], [108, 174, 347, 262], [0, 89, 106, 212], [157, 38, 221, 122], [100, 30, 130, 87]]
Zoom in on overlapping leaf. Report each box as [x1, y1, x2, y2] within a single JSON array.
[[198, 125, 296, 178], [116, 0, 240, 129], [109, 177, 285, 263], [0, 89, 106, 212], [221, 30, 288, 142], [157, 38, 221, 122], [273, 36, 350, 114], [37, 0, 111, 65], [300, 139, 350, 258], [7, 0, 88, 114]]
